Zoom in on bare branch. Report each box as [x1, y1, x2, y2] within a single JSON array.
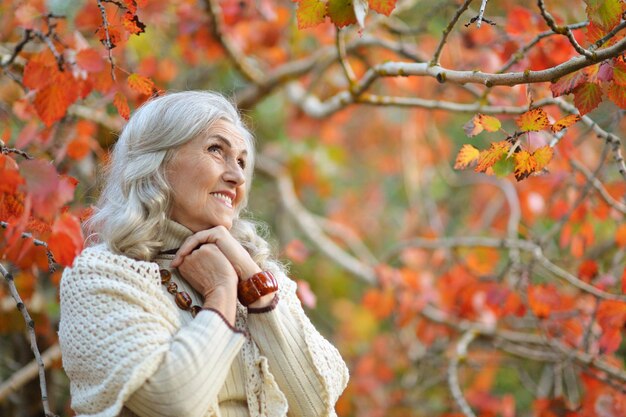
[[537, 0, 593, 58], [0, 344, 61, 404], [475, 0, 489, 28], [96, 0, 116, 80], [430, 0, 474, 66], [0, 29, 34, 68], [0, 222, 57, 271], [0, 263, 57, 417], [448, 330, 478, 417], [570, 159, 626, 215]]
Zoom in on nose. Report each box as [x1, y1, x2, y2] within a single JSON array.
[[223, 160, 245, 187]]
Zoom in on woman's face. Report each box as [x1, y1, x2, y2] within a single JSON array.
[[166, 120, 249, 232]]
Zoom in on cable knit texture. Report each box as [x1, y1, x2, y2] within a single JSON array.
[[59, 229, 349, 417]]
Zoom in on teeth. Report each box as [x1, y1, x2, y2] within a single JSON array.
[[212, 193, 233, 207]]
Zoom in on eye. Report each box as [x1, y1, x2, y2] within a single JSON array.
[[208, 144, 222, 153], [237, 158, 246, 169]]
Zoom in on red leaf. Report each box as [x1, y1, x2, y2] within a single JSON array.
[[528, 284, 560, 319], [621, 267, 626, 294], [48, 213, 84, 267], [616, 224, 626, 247], [127, 73, 154, 95], [550, 70, 587, 97], [114, 92, 131, 120], [573, 82, 603, 115], [76, 48, 105, 73], [123, 12, 146, 35], [578, 259, 599, 282], [597, 300, 626, 354], [67, 136, 92, 160], [0, 155, 24, 194], [19, 160, 77, 220]]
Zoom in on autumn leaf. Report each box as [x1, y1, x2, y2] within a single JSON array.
[[528, 284, 560, 319], [596, 300, 626, 354], [616, 224, 626, 247], [76, 48, 105, 73], [67, 136, 92, 160], [362, 288, 395, 319], [551, 114, 581, 132], [48, 213, 84, 267], [369, 0, 396, 16], [516, 108, 550, 132], [550, 70, 587, 97], [513, 149, 536, 181], [127, 73, 154, 95], [33, 75, 79, 127], [584, 0, 622, 31], [114, 92, 131, 120], [284, 239, 310, 263], [475, 141, 511, 173], [607, 84, 626, 109], [327, 0, 357, 28], [454, 144, 480, 169], [463, 114, 501, 137], [573, 82, 603, 114], [612, 59, 626, 85], [20, 160, 77, 220], [0, 155, 24, 194], [492, 155, 515, 177], [532, 146, 554, 172], [296, 0, 327, 28], [123, 12, 146, 35], [578, 259, 599, 282]]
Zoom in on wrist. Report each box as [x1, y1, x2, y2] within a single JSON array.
[[239, 262, 262, 281]]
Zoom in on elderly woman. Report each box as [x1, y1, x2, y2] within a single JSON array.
[[58, 91, 349, 417]]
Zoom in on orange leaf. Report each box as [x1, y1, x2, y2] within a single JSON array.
[[369, 0, 397, 16], [0, 155, 24, 194], [528, 284, 560, 319], [123, 12, 146, 35], [607, 84, 626, 109], [516, 108, 550, 132], [463, 114, 501, 137], [127, 73, 154, 95], [113, 92, 130, 120], [513, 150, 537, 181], [551, 114, 581, 132], [532, 146, 554, 172], [616, 224, 626, 247], [475, 141, 511, 173], [362, 288, 395, 319], [76, 48, 105, 73], [48, 213, 84, 267], [612, 59, 626, 86], [33, 75, 78, 127], [597, 300, 626, 354], [67, 136, 91, 160], [621, 267, 626, 294], [454, 144, 480, 169], [573, 82, 603, 115]]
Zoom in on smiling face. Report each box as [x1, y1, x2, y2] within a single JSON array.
[[165, 119, 249, 232]]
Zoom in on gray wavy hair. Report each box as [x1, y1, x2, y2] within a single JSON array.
[[87, 91, 282, 274]]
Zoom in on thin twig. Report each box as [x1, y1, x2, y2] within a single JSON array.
[[448, 330, 478, 417], [96, 0, 116, 80], [475, 0, 488, 28], [430, 0, 474, 66], [0, 221, 57, 271], [537, 0, 594, 58], [570, 159, 626, 215], [336, 28, 357, 89], [0, 263, 58, 417], [0, 344, 61, 403], [0, 29, 33, 68]]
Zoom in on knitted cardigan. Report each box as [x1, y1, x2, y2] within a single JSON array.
[[58, 244, 349, 417]]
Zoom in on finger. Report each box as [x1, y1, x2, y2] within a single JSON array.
[[172, 230, 218, 266]]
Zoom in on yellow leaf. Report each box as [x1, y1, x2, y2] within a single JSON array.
[[551, 114, 581, 132], [516, 108, 550, 132], [463, 114, 502, 137], [475, 141, 511, 173], [454, 144, 480, 169], [514, 150, 537, 181], [533, 146, 554, 172]]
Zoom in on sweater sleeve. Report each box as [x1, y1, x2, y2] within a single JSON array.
[[125, 309, 245, 417], [58, 247, 245, 417], [246, 274, 349, 417]]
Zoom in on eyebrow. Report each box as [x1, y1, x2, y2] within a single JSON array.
[[210, 135, 248, 155]]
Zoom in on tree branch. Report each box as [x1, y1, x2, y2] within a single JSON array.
[[0, 263, 57, 417], [448, 330, 478, 417], [430, 0, 474, 66], [537, 0, 593, 58]]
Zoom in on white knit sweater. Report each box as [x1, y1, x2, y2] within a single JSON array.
[[58, 224, 349, 417]]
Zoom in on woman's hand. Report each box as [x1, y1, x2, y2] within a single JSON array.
[[175, 243, 239, 324], [172, 226, 261, 279]]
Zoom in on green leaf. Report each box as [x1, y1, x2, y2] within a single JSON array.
[[369, 0, 396, 16], [585, 0, 622, 31], [296, 0, 327, 29], [573, 82, 603, 115], [327, 0, 357, 28], [492, 156, 515, 178]]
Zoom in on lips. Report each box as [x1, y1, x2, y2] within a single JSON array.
[[211, 191, 234, 208]]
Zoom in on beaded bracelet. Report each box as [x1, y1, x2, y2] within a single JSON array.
[[237, 271, 279, 307]]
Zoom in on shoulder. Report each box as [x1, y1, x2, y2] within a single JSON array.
[[61, 244, 161, 292]]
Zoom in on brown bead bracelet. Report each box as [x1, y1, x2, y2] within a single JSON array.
[[237, 271, 279, 307]]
